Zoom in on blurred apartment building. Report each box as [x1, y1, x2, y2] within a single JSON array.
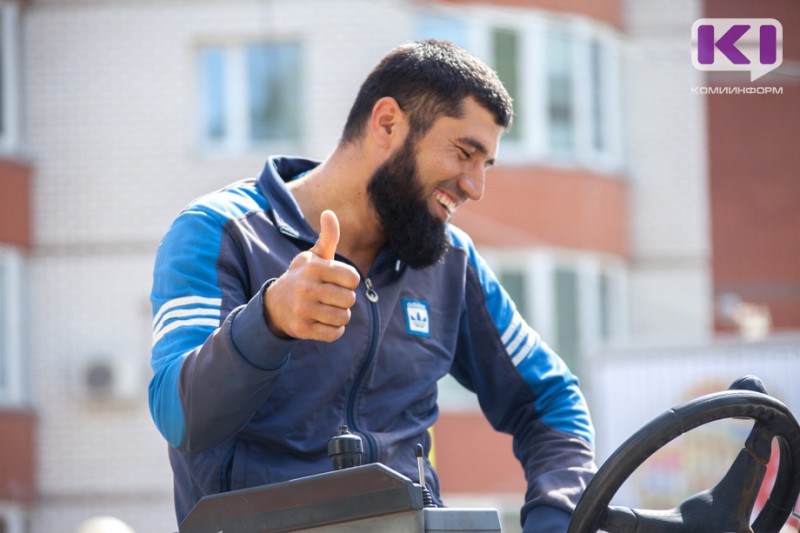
[[0, 0, 797, 531]]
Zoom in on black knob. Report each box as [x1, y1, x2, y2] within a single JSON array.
[[729, 375, 768, 395], [328, 425, 363, 470]]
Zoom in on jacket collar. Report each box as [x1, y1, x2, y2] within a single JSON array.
[[257, 156, 320, 243]]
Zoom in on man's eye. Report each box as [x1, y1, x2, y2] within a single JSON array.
[[458, 147, 471, 160]]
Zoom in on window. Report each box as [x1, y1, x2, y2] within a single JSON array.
[[537, 22, 623, 166], [415, 8, 622, 168], [200, 48, 226, 142], [199, 41, 302, 152], [0, 247, 25, 405], [543, 24, 621, 167], [0, 2, 20, 152], [545, 29, 575, 154], [415, 14, 468, 49], [484, 250, 627, 383], [498, 269, 527, 319], [246, 43, 301, 142], [554, 267, 580, 372], [589, 39, 607, 152], [491, 27, 522, 142], [437, 249, 626, 408]]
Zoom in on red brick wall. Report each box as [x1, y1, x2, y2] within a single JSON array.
[[454, 166, 629, 258], [0, 159, 32, 249], [705, 0, 800, 330], [439, 0, 622, 29], [435, 411, 526, 495], [0, 410, 36, 502]]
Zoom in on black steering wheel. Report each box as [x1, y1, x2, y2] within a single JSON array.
[[567, 376, 800, 533]]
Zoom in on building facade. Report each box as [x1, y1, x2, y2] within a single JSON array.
[[0, 1, 34, 531], [2, 0, 796, 531]]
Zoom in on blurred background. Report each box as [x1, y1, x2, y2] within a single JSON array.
[[0, 0, 798, 531]]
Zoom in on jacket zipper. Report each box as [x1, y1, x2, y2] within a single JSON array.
[[364, 278, 379, 303], [345, 274, 383, 463], [297, 227, 391, 464]]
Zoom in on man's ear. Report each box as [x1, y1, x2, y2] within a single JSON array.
[[368, 97, 407, 150]]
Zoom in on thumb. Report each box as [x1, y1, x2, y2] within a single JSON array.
[[310, 209, 340, 260]]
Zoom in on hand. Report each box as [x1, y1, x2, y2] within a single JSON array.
[[264, 210, 361, 342]]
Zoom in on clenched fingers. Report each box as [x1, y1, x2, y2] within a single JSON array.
[[263, 252, 361, 341]]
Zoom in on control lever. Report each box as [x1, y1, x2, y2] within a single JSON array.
[[416, 443, 436, 507], [328, 425, 363, 470]]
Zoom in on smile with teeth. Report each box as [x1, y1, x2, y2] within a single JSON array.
[[433, 190, 457, 216]]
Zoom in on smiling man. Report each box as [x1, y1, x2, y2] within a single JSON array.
[[149, 40, 596, 533]]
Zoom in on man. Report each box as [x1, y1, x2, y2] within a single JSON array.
[[149, 39, 595, 532]]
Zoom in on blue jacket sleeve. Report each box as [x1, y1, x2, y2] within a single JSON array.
[[448, 227, 596, 532], [148, 206, 295, 452]]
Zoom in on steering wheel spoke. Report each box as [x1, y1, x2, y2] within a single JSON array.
[[601, 505, 730, 533]]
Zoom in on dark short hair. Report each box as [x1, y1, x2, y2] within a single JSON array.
[[340, 39, 513, 144]]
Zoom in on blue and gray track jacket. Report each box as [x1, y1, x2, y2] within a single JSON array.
[[149, 156, 596, 529]]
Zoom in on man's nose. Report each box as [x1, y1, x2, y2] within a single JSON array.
[[458, 166, 486, 202]]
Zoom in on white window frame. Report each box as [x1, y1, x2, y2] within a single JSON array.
[[0, 503, 25, 533], [0, 1, 21, 153], [414, 5, 623, 171], [196, 38, 303, 156], [571, 19, 624, 171], [481, 247, 628, 360], [437, 247, 627, 410], [0, 246, 25, 406]]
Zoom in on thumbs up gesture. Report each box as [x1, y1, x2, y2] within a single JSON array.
[[309, 210, 340, 261], [264, 210, 361, 342]]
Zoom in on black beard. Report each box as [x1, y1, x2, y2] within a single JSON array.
[[367, 137, 449, 268]]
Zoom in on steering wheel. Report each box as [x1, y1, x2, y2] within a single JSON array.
[[567, 376, 800, 533]]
